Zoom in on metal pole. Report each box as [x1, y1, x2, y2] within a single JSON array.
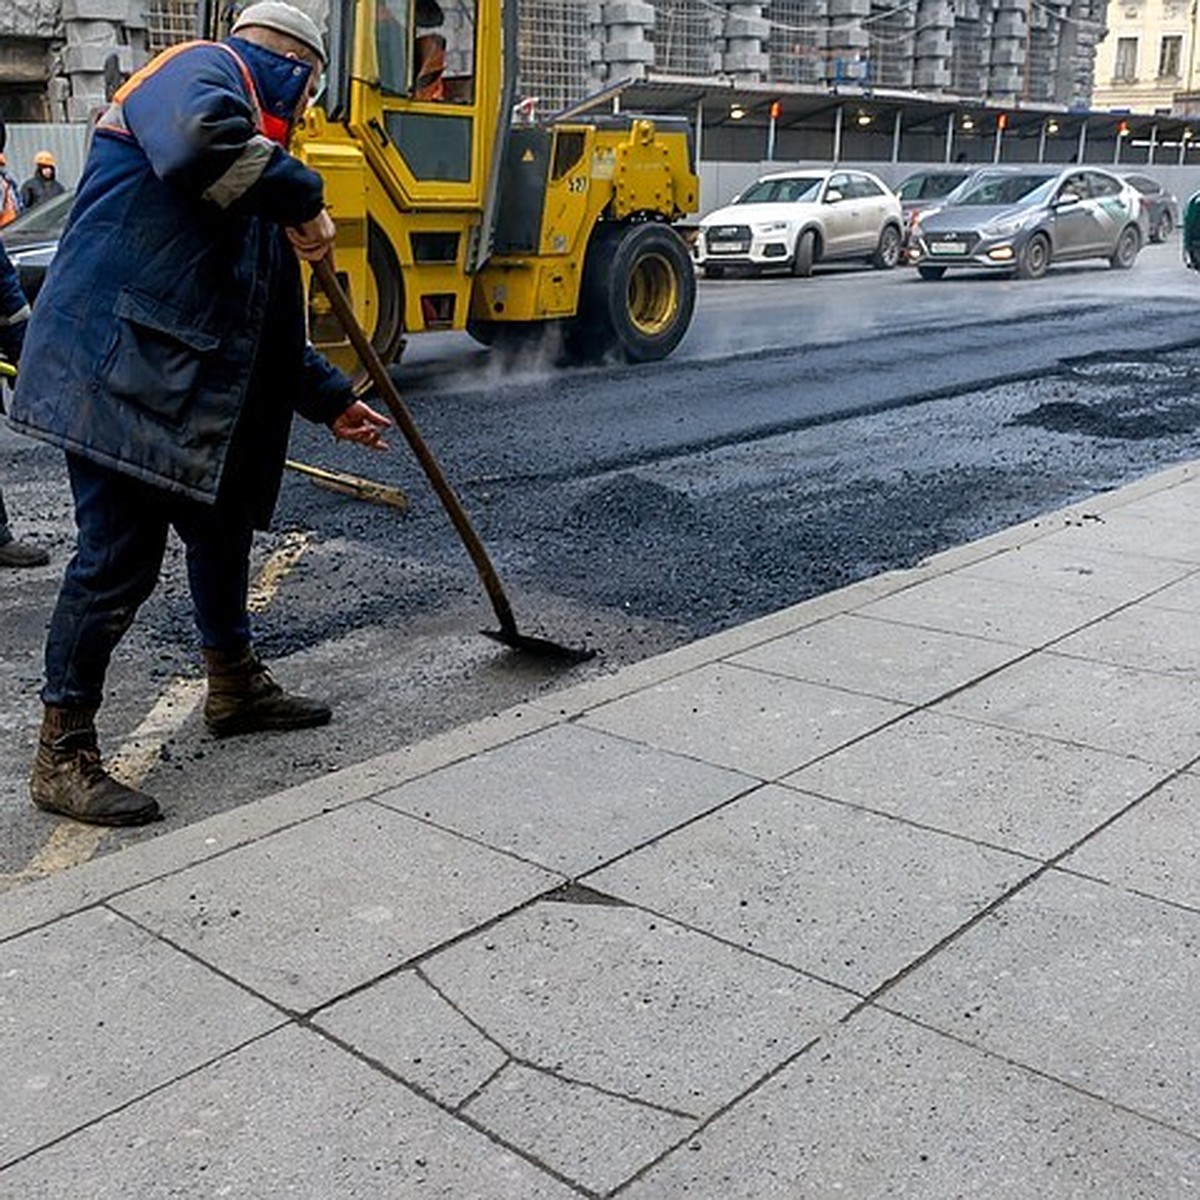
[[833, 105, 844, 162], [993, 123, 1003, 163], [1113, 127, 1122, 165], [1148, 123, 1158, 164], [1076, 120, 1087, 163], [767, 110, 777, 162], [1038, 122, 1047, 163], [944, 112, 955, 163], [695, 98, 704, 174], [892, 108, 902, 162]]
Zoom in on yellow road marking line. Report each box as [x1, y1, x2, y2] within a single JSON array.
[[249, 530, 311, 613], [107, 677, 208, 787], [2, 533, 314, 888]]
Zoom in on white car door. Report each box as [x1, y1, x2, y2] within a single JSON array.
[[846, 173, 892, 253], [822, 172, 860, 256]]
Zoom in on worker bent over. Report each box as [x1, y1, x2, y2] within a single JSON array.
[[9, 1, 391, 827]]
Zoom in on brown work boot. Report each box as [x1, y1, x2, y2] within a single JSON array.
[[203, 644, 332, 739], [0, 538, 49, 568], [30, 706, 161, 826]]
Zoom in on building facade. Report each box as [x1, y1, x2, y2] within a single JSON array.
[[1091, 0, 1200, 114], [1, 0, 1109, 125]]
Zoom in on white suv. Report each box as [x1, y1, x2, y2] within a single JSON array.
[[695, 168, 904, 279]]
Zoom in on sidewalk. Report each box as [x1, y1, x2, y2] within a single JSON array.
[[4, 460, 1200, 1197]]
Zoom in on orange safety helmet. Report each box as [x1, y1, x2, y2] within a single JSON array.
[[34, 150, 56, 168]]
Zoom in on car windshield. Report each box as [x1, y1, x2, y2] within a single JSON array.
[[2, 190, 73, 238], [952, 173, 1057, 206], [897, 173, 966, 201], [735, 177, 823, 204]]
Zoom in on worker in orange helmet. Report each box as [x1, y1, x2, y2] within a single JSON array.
[[19, 150, 66, 212]]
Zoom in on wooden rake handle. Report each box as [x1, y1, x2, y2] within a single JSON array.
[[312, 256, 519, 638]]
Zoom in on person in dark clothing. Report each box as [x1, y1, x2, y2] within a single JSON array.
[[18, 150, 66, 211], [0, 240, 48, 568], [9, 1, 391, 827]]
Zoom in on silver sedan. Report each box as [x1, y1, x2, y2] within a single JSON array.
[[909, 166, 1145, 280]]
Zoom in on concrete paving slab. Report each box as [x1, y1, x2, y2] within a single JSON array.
[[580, 662, 907, 779], [1061, 774, 1200, 911], [936, 652, 1200, 765], [1142, 568, 1200, 614], [313, 968, 508, 1109], [855, 573, 1120, 647], [951, 540, 1195, 601], [587, 783, 1032, 994], [372, 724, 754, 877], [882, 870, 1200, 1139], [726, 613, 1026, 705], [462, 1061, 695, 1195], [110, 803, 559, 1013], [0, 907, 281, 1167], [0, 1024, 578, 1198], [1101, 479, 1200, 524], [622, 1006, 1200, 1199], [1036, 510, 1200, 565], [422, 898, 855, 1118], [0, 702, 562, 943], [786, 710, 1169, 859], [1053, 602, 1200, 675]]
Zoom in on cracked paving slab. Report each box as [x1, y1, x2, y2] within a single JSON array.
[[462, 1062, 696, 1196], [420, 897, 856, 1128], [314, 968, 509, 1109]]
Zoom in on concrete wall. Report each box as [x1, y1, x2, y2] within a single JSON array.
[[3, 122, 90, 190], [7, 120, 1200, 227]]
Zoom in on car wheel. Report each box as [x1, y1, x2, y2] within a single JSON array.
[[1015, 233, 1050, 280], [703, 264, 725, 279], [1152, 211, 1174, 243], [791, 229, 816, 277], [917, 265, 946, 280], [1109, 224, 1141, 269], [872, 224, 902, 269]]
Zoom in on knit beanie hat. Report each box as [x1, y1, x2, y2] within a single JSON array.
[[231, 1, 327, 64]]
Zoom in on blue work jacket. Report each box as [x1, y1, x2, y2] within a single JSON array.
[[9, 38, 353, 523]]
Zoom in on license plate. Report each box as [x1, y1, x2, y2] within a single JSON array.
[[710, 241, 747, 253], [929, 241, 967, 256]]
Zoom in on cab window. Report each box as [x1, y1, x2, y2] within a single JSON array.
[[377, 0, 476, 103]]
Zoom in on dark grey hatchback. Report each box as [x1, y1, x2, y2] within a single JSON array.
[[909, 166, 1145, 280]]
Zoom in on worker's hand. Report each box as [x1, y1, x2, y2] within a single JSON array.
[[287, 209, 337, 261], [330, 399, 391, 450]]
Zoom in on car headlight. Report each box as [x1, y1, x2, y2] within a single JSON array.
[[755, 221, 790, 234], [982, 215, 1030, 239]]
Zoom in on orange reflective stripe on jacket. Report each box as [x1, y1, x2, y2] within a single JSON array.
[[0, 179, 17, 228]]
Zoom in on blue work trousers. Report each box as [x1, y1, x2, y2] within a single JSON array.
[[43, 453, 254, 708]]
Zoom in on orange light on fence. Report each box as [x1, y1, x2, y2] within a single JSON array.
[[769, 100, 782, 120], [997, 112, 1008, 130]]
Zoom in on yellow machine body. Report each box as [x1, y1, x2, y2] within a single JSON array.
[[193, 0, 699, 370]]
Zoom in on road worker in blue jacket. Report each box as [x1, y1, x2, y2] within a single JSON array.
[[0, 240, 49, 568], [9, 1, 392, 827]]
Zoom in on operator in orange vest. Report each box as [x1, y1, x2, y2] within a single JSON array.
[[413, 0, 446, 100]]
